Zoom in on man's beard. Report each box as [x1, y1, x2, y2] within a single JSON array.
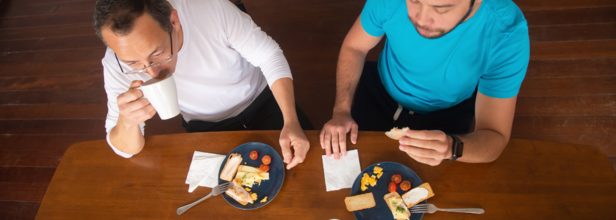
[[409, 0, 476, 39]]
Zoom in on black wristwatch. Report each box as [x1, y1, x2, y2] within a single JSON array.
[[444, 134, 463, 161]]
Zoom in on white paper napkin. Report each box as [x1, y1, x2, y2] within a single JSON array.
[[322, 149, 361, 192], [185, 151, 226, 193]]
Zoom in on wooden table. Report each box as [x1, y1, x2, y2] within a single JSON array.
[[36, 131, 616, 219]]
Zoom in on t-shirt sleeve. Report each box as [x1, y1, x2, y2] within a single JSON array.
[[360, 0, 392, 37], [479, 27, 530, 99]]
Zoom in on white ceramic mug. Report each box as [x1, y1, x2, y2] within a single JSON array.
[[138, 75, 180, 120]]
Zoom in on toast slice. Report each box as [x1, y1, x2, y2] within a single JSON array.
[[220, 153, 242, 181], [344, 192, 376, 212], [385, 127, 409, 140], [225, 179, 253, 205], [384, 192, 410, 220], [401, 182, 435, 208]]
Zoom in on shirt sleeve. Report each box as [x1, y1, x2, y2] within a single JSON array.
[[102, 48, 146, 158], [216, 0, 292, 87], [360, 0, 394, 37], [479, 27, 530, 99]]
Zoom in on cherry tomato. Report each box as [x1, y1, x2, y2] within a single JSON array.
[[400, 180, 411, 191], [250, 151, 258, 160], [259, 164, 270, 172], [262, 155, 271, 165], [388, 182, 397, 193], [391, 174, 402, 184]]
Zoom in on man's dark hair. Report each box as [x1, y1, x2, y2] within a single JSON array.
[[93, 0, 173, 43]]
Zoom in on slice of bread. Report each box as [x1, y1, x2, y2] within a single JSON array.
[[220, 153, 242, 181], [383, 192, 410, 220], [344, 192, 376, 212], [385, 127, 409, 140], [401, 182, 435, 208]]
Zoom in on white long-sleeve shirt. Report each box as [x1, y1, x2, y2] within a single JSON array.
[[102, 0, 293, 158]]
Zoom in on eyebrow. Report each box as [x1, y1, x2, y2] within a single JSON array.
[[120, 48, 162, 63], [432, 4, 454, 8]]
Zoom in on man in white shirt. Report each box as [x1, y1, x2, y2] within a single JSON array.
[[93, 0, 313, 169]]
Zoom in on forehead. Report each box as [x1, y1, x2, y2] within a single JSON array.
[[101, 13, 168, 58], [415, 0, 465, 6]]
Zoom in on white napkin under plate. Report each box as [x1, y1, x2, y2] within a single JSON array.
[[185, 151, 226, 193], [322, 149, 361, 192]]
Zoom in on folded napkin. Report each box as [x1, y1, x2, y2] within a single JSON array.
[[185, 151, 226, 193], [322, 149, 361, 192]]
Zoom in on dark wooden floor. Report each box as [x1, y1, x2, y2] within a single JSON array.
[[0, 0, 614, 219]]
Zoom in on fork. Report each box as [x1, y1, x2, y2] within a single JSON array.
[[176, 182, 231, 215], [410, 203, 485, 214]]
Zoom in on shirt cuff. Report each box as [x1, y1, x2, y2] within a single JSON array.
[[106, 132, 134, 158]]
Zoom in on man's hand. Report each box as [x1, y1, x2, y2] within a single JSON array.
[[117, 80, 157, 128], [279, 121, 310, 170], [320, 112, 359, 161], [398, 130, 453, 166]]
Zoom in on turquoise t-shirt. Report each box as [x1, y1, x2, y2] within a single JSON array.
[[361, 0, 530, 114]]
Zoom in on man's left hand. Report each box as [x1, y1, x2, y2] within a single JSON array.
[[279, 121, 310, 170], [398, 130, 453, 166]]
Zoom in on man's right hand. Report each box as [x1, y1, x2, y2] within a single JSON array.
[[319, 112, 359, 161], [117, 80, 157, 128]]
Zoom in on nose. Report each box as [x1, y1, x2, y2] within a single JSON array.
[[415, 7, 433, 28], [145, 66, 162, 79]]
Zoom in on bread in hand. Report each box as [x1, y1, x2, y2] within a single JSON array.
[[385, 127, 409, 140]]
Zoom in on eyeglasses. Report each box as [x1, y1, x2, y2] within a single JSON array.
[[115, 31, 174, 74]]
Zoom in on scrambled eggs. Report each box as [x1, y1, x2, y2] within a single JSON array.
[[251, 193, 258, 201], [360, 166, 384, 191], [260, 196, 268, 203]]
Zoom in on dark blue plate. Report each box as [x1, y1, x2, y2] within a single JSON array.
[[350, 162, 425, 220], [218, 142, 285, 210]]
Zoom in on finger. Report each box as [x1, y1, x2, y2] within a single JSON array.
[[129, 80, 144, 89], [331, 129, 340, 160], [350, 122, 359, 144], [406, 130, 447, 141], [399, 145, 441, 159], [286, 142, 308, 170], [122, 98, 151, 113], [338, 128, 347, 157], [319, 128, 326, 149], [399, 137, 442, 151], [279, 138, 293, 164], [119, 89, 145, 103], [405, 151, 441, 166], [135, 104, 157, 122], [324, 130, 332, 158]]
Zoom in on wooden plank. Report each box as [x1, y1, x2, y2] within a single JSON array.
[[0, 134, 104, 151], [518, 76, 616, 96], [524, 6, 616, 27], [529, 22, 616, 43], [611, 157, 616, 172], [0, 119, 105, 135], [513, 135, 616, 157], [512, 115, 616, 136], [526, 58, 616, 78], [0, 11, 92, 29], [0, 167, 55, 201], [0, 0, 94, 18], [0, 23, 94, 41], [0, 35, 104, 53], [0, 149, 65, 167], [0, 201, 40, 220], [0, 62, 102, 77], [0, 47, 106, 64], [516, 95, 616, 116], [0, 89, 107, 105], [530, 40, 616, 60], [0, 104, 107, 119], [0, 74, 104, 91]]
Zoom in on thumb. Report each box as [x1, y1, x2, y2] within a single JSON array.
[[350, 122, 359, 144], [129, 80, 144, 89], [279, 138, 293, 164]]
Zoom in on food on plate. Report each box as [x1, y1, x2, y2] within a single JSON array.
[[220, 153, 242, 181], [226, 179, 254, 205], [250, 151, 258, 160], [388, 182, 397, 193], [260, 196, 268, 203], [400, 180, 411, 191], [245, 187, 251, 192], [391, 174, 402, 184], [384, 192, 411, 220], [250, 192, 258, 201], [385, 127, 409, 140], [259, 164, 270, 172], [262, 155, 271, 165], [360, 173, 377, 191], [344, 192, 376, 212], [235, 165, 270, 187], [401, 182, 435, 208], [373, 166, 384, 178]]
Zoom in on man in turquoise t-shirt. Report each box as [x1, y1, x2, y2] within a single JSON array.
[[320, 0, 529, 165]]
